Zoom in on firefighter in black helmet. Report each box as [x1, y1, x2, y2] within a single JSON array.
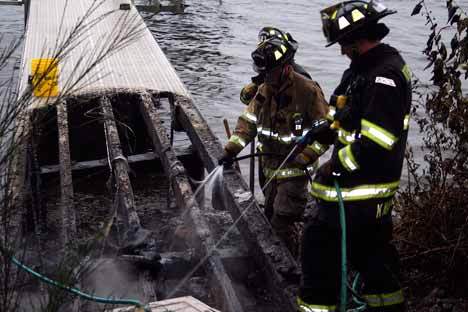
[[297, 1, 411, 311], [240, 27, 317, 192], [219, 36, 328, 256], [240, 27, 311, 105]]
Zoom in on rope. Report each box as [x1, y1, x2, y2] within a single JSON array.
[[9, 255, 151, 312]]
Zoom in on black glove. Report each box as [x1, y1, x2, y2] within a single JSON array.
[[298, 119, 331, 146], [315, 159, 341, 184], [218, 152, 234, 167], [334, 105, 353, 129], [316, 160, 334, 178]]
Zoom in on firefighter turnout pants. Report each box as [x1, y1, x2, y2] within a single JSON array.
[[264, 177, 308, 256], [298, 200, 405, 312]]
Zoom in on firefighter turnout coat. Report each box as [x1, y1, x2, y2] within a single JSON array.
[[225, 69, 329, 180], [312, 43, 412, 207]]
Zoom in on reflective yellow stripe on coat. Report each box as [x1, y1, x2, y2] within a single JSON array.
[[338, 145, 359, 172], [305, 141, 328, 156], [240, 111, 257, 124], [228, 134, 247, 148], [361, 119, 397, 150], [337, 128, 356, 145], [297, 297, 336, 312], [363, 289, 404, 307], [311, 181, 400, 202], [264, 161, 318, 180]]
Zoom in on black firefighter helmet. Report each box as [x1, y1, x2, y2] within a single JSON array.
[[321, 0, 396, 47], [251, 36, 296, 73], [257, 26, 299, 53]]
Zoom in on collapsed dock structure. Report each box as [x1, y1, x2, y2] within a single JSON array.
[[7, 0, 302, 311]]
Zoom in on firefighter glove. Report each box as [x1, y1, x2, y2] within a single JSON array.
[[218, 151, 234, 168], [316, 159, 341, 183], [293, 153, 311, 167], [240, 82, 259, 105], [334, 105, 353, 129], [298, 119, 331, 146]]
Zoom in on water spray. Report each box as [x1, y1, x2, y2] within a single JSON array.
[[167, 145, 300, 298]]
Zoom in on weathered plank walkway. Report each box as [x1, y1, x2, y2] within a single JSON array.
[[18, 0, 189, 106]]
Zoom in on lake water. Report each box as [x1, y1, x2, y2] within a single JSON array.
[[1, 0, 467, 187]]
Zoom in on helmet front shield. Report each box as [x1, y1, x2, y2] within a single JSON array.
[[320, 0, 397, 47]]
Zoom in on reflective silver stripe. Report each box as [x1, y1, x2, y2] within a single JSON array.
[[279, 135, 295, 143], [264, 167, 306, 179], [228, 134, 246, 147], [363, 289, 404, 307], [361, 119, 397, 150], [257, 127, 299, 144], [297, 297, 336, 312], [338, 145, 359, 172], [338, 129, 356, 145], [326, 106, 336, 121], [241, 111, 257, 124], [403, 114, 410, 130], [310, 181, 400, 202], [257, 127, 278, 138]]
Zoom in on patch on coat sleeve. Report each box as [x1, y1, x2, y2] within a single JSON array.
[[255, 93, 265, 103], [375, 76, 396, 87]]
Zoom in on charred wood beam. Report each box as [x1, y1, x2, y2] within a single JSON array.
[[40, 152, 157, 174], [56, 101, 76, 245], [174, 95, 299, 311], [100, 96, 141, 234], [138, 92, 245, 312]]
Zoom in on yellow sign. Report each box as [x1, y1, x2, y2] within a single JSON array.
[[31, 58, 59, 97]]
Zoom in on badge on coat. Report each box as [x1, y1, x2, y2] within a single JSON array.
[[292, 113, 304, 136]]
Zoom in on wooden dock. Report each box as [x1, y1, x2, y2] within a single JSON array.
[[18, 0, 189, 107]]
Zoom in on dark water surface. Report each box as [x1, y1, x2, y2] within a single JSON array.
[[144, 0, 455, 138], [143, 0, 467, 185], [1, 1, 467, 184]]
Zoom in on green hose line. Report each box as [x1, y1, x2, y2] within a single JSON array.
[[10, 256, 151, 312], [334, 179, 347, 312], [335, 180, 368, 312]]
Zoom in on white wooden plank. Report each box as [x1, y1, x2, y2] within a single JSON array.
[[110, 296, 221, 312], [19, 0, 189, 107]]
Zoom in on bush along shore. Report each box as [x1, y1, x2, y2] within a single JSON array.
[[395, 1, 468, 311]]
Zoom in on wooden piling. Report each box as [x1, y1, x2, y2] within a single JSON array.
[[100, 96, 141, 238], [56, 101, 76, 245]]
